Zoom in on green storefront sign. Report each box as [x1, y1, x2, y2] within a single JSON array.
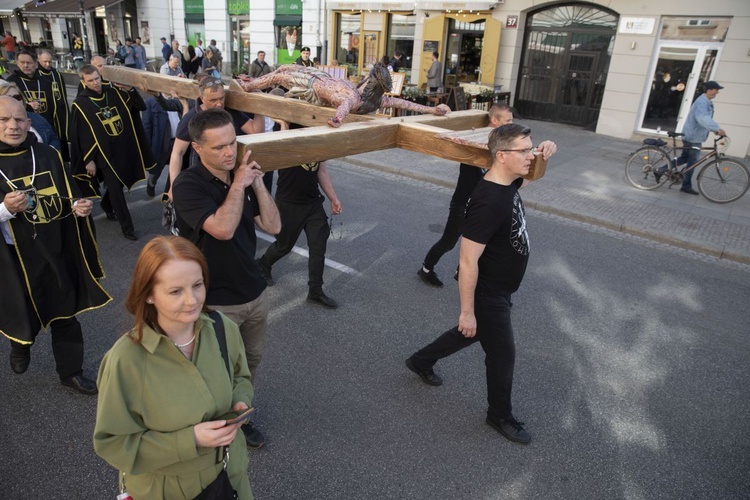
[[276, 0, 302, 16], [185, 0, 203, 15], [228, 0, 249, 15]]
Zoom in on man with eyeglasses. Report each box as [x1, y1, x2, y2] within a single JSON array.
[[406, 123, 548, 445], [417, 104, 556, 287], [0, 95, 109, 395], [166, 76, 263, 200]]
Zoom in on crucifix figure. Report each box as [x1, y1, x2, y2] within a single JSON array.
[[235, 62, 451, 127]]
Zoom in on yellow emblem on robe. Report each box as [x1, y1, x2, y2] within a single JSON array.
[[97, 106, 124, 137]]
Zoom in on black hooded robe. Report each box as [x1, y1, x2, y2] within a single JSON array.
[[37, 66, 70, 160], [0, 140, 111, 344]]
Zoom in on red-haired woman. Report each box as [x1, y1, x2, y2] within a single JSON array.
[[93, 236, 254, 499]]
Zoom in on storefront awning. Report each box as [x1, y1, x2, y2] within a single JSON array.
[[22, 0, 124, 17], [273, 15, 302, 26]]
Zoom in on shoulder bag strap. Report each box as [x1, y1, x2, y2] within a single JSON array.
[[208, 310, 230, 377]]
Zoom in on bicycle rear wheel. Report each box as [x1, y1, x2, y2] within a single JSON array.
[[696, 159, 750, 203], [625, 146, 669, 190]]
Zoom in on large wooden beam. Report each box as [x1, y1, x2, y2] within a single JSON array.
[[237, 120, 400, 170], [397, 122, 492, 169], [101, 66, 201, 98], [396, 109, 489, 131]]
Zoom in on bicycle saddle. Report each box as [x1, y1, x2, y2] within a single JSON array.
[[667, 131, 684, 138]]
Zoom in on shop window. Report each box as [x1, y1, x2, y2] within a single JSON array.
[[336, 12, 361, 76], [387, 14, 415, 76]]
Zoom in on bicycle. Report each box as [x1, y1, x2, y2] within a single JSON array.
[[625, 131, 749, 203]]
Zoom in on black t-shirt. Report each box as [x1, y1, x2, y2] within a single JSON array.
[[176, 103, 251, 143], [172, 161, 266, 305], [452, 163, 486, 207], [275, 161, 323, 204], [462, 177, 529, 294], [175, 102, 252, 169]]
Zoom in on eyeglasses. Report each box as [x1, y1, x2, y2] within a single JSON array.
[[200, 79, 223, 89], [500, 147, 537, 155]]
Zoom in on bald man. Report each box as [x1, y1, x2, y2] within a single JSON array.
[[0, 96, 109, 394]]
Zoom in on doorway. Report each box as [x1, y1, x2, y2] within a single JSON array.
[[640, 44, 720, 133], [515, 4, 618, 128], [444, 20, 484, 84]]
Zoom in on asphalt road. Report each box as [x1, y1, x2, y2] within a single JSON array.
[[1, 159, 749, 499]]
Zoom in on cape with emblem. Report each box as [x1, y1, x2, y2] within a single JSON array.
[[6, 69, 56, 131], [37, 65, 69, 146], [0, 138, 111, 345], [70, 85, 154, 197]]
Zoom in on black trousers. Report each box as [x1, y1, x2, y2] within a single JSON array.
[[411, 290, 516, 420], [8, 248, 85, 380], [260, 200, 329, 291], [99, 164, 135, 234], [423, 198, 465, 271]]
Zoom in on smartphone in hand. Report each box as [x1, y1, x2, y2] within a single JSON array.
[[220, 407, 256, 426]]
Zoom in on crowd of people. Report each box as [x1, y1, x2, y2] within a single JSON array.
[[3, 37, 730, 497]]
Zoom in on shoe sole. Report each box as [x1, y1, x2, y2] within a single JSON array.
[[246, 441, 265, 450], [486, 418, 531, 445], [405, 358, 442, 386]]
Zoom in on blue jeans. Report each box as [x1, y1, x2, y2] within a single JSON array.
[[680, 141, 701, 190], [411, 289, 516, 420]]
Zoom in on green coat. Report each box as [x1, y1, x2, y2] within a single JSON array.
[[94, 312, 254, 499]]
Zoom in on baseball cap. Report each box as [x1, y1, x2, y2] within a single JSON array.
[[704, 81, 724, 90]]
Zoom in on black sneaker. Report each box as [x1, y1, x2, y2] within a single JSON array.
[[256, 258, 274, 286], [405, 357, 443, 386], [417, 268, 444, 287], [307, 291, 338, 309], [486, 416, 531, 444], [680, 187, 699, 195], [242, 422, 265, 449]]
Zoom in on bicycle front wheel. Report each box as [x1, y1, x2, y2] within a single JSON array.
[[696, 159, 750, 203], [625, 146, 669, 190]]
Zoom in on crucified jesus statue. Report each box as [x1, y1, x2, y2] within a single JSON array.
[[235, 62, 451, 127]]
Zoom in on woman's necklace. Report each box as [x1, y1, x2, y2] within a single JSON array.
[[174, 334, 196, 348]]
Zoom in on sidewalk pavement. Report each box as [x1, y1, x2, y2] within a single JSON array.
[[342, 118, 750, 264]]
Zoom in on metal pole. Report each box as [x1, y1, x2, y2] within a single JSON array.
[[79, 0, 92, 61]]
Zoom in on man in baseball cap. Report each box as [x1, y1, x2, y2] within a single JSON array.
[[678, 81, 726, 195]]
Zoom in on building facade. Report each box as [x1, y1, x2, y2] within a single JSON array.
[[13, 0, 750, 157]]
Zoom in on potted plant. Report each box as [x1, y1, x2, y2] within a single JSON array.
[[476, 87, 495, 103]]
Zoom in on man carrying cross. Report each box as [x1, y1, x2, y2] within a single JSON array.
[[70, 65, 155, 240]]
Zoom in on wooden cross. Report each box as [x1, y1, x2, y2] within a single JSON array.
[[101, 66, 495, 172]]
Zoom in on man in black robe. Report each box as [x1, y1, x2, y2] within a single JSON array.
[[6, 50, 56, 137], [70, 65, 154, 240], [36, 48, 70, 161], [0, 96, 110, 394]]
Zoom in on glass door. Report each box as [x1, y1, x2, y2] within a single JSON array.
[[640, 44, 721, 134]]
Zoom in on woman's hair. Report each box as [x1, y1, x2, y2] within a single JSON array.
[[125, 236, 209, 343]]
